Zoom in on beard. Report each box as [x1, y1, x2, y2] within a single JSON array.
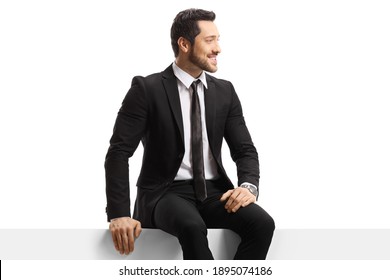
[[188, 48, 218, 73]]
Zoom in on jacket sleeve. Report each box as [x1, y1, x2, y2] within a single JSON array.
[[104, 76, 148, 221], [223, 82, 260, 187]]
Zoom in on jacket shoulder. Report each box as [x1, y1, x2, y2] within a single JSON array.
[[206, 73, 234, 88], [131, 65, 173, 86]]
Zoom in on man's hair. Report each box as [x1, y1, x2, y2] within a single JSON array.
[[170, 8, 216, 57]]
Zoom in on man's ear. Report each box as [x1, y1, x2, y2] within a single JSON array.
[[177, 37, 191, 54]]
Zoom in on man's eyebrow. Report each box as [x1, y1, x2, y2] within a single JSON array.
[[204, 35, 220, 39]]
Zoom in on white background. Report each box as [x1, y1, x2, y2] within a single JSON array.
[[0, 0, 389, 229]]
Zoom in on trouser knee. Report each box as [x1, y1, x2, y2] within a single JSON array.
[[243, 212, 275, 239], [262, 215, 275, 234]]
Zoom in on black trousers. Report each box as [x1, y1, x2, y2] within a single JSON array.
[[153, 179, 275, 260]]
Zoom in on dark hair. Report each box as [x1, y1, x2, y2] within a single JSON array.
[[170, 8, 216, 57]]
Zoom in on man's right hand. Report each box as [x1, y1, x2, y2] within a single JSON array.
[[109, 217, 142, 255]]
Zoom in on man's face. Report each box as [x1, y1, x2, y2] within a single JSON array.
[[189, 20, 221, 73]]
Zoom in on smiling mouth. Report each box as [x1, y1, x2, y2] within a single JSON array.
[[209, 56, 218, 65]]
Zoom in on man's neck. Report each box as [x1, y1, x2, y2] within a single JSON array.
[[175, 58, 202, 78]]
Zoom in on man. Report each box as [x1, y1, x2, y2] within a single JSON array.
[[105, 8, 274, 259]]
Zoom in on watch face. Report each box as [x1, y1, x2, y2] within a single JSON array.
[[248, 186, 258, 196], [241, 185, 257, 196]]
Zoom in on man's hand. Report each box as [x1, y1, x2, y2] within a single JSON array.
[[109, 217, 142, 255], [220, 187, 256, 213]]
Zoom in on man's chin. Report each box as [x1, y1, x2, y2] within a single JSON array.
[[205, 65, 218, 73]]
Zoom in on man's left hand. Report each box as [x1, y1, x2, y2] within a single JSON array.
[[220, 187, 256, 213]]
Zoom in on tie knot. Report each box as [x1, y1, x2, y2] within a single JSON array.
[[191, 79, 201, 92]]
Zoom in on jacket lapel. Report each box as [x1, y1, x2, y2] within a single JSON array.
[[162, 65, 184, 143]]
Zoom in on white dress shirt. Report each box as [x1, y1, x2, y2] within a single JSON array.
[[172, 63, 219, 181]]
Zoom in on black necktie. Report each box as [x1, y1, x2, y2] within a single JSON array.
[[191, 80, 207, 201]]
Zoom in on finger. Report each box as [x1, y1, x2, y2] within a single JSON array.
[[119, 229, 130, 255], [231, 192, 256, 212], [134, 222, 142, 238], [110, 223, 121, 252], [225, 189, 240, 210], [110, 229, 119, 251], [241, 196, 256, 207], [116, 231, 124, 254], [226, 187, 254, 212], [220, 190, 233, 202], [127, 227, 135, 253], [230, 194, 247, 213], [227, 192, 245, 213]]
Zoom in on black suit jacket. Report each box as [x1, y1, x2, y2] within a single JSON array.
[[105, 65, 259, 227]]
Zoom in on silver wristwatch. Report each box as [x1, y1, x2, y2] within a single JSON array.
[[240, 183, 258, 198]]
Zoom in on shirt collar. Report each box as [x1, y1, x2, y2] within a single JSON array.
[[172, 62, 208, 90]]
